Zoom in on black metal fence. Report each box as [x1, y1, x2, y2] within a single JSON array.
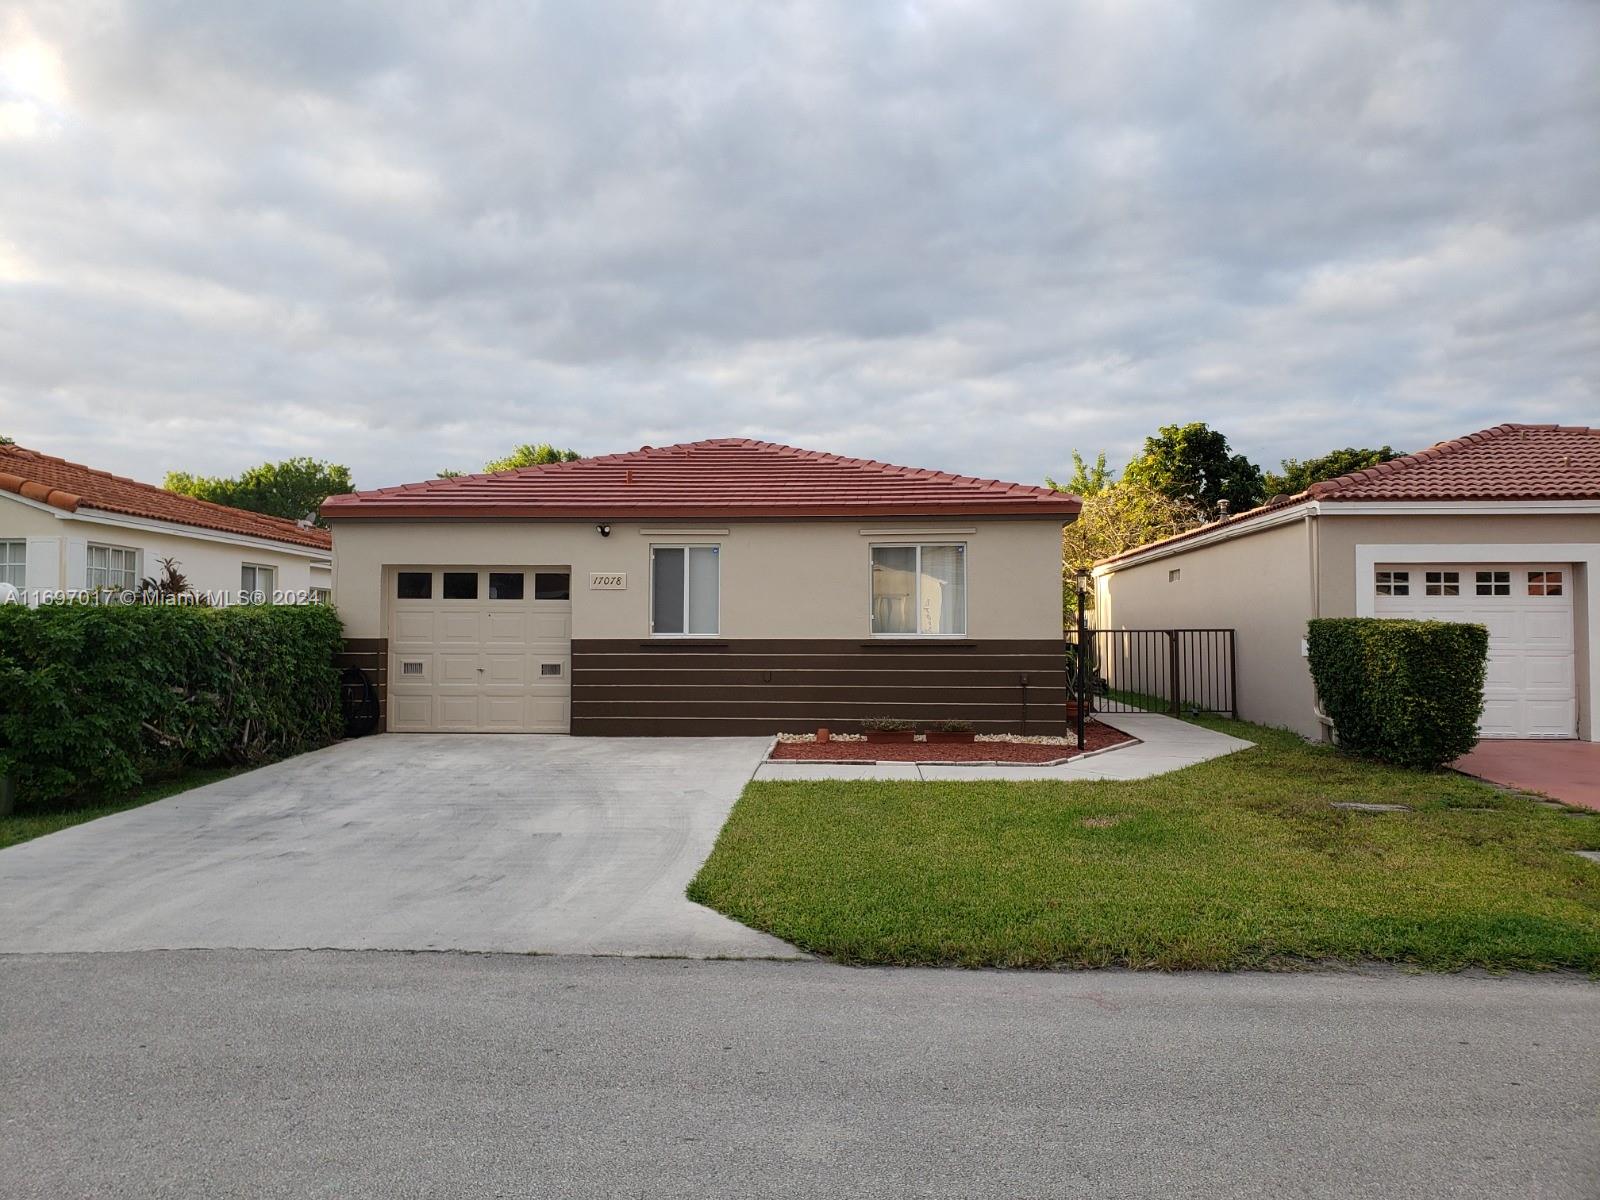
[[1066, 628, 1237, 718]]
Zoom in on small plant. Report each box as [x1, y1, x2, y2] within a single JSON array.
[[862, 716, 916, 732], [932, 719, 975, 733]]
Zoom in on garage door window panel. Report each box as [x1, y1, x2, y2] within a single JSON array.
[[535, 572, 570, 600], [1424, 571, 1459, 597], [1374, 570, 1409, 597], [1475, 571, 1511, 596], [489, 572, 524, 600], [397, 572, 432, 599], [443, 572, 479, 600], [1528, 571, 1563, 597]]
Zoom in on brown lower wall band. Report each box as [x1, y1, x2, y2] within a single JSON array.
[[337, 637, 389, 733], [571, 637, 1066, 735]]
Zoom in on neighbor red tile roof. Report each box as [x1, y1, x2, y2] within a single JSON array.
[[321, 438, 1080, 520], [0, 444, 333, 551], [1304, 423, 1600, 501], [1096, 423, 1599, 568]]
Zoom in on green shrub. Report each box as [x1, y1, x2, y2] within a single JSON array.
[[1306, 617, 1488, 770], [862, 716, 916, 732], [0, 604, 344, 805]]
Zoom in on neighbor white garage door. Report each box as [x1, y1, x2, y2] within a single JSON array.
[[387, 567, 571, 733], [1373, 562, 1576, 739]]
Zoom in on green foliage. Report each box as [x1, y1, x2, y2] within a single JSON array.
[[1061, 480, 1203, 576], [164, 458, 353, 527], [0, 604, 344, 806], [1307, 618, 1488, 770], [1046, 450, 1114, 496], [1265, 446, 1404, 496], [438, 442, 582, 479], [1122, 422, 1265, 513], [0, 434, 13, 445], [862, 716, 916, 732], [931, 719, 975, 733]]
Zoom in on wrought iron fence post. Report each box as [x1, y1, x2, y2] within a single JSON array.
[[1075, 596, 1087, 750], [1167, 630, 1181, 716]]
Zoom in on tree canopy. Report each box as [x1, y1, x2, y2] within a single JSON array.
[[164, 458, 353, 526], [1046, 449, 1114, 496], [440, 442, 582, 478], [1121, 422, 1265, 514], [1264, 446, 1404, 497]]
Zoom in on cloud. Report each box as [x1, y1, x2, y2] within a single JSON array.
[[0, 0, 1594, 488]]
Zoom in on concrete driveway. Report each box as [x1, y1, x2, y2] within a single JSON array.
[[0, 735, 798, 958]]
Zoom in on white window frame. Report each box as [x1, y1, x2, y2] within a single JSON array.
[[868, 542, 968, 638], [0, 540, 24, 589], [241, 563, 277, 604], [86, 543, 139, 592], [649, 544, 721, 637]]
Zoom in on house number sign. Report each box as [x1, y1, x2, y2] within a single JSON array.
[[589, 572, 627, 590]]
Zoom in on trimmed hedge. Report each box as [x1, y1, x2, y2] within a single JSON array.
[[0, 604, 344, 806], [1306, 617, 1488, 770]]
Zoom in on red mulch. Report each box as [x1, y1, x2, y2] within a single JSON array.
[[769, 722, 1135, 763]]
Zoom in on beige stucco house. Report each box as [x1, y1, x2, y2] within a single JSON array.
[[1093, 424, 1600, 743], [0, 443, 332, 604], [322, 438, 1079, 735]]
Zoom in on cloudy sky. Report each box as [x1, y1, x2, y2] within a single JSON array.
[[0, 1, 1595, 491]]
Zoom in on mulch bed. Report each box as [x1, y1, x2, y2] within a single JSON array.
[[769, 722, 1135, 763]]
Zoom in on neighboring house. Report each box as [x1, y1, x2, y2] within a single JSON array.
[[1093, 423, 1600, 743], [0, 443, 333, 604], [321, 438, 1079, 735]]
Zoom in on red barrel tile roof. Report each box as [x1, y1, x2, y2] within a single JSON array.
[[0, 443, 333, 550], [1096, 423, 1599, 568], [322, 438, 1080, 520]]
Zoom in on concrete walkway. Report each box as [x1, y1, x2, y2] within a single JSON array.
[[1453, 739, 1600, 811], [751, 713, 1253, 782]]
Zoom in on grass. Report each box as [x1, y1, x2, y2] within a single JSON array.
[[688, 717, 1600, 972], [0, 765, 253, 850]]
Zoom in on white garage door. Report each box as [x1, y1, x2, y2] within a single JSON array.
[[387, 567, 572, 733], [1373, 563, 1576, 739]]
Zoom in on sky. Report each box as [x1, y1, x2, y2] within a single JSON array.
[[0, 1, 1595, 492]]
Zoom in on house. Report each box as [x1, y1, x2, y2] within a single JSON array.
[[1092, 424, 1600, 743], [321, 438, 1079, 735], [0, 443, 333, 603]]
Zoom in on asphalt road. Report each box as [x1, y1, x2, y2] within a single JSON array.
[[3, 952, 1596, 1199]]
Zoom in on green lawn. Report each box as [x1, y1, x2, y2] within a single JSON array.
[[0, 765, 253, 851], [688, 718, 1600, 972]]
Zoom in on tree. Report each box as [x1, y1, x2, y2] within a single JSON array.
[[439, 442, 582, 478], [1053, 478, 1205, 619], [0, 435, 13, 445], [1046, 450, 1114, 496], [1122, 422, 1265, 514], [1264, 446, 1404, 497], [164, 458, 353, 526]]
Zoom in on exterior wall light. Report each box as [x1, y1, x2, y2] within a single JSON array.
[[596, 523, 611, 537]]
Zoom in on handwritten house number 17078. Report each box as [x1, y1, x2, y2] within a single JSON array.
[[590, 573, 626, 590]]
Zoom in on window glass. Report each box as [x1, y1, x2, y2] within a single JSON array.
[[489, 572, 524, 600], [396, 572, 432, 599], [0, 541, 24, 588], [918, 545, 966, 635], [1375, 570, 1409, 597], [652, 548, 685, 633], [534, 572, 571, 600], [1475, 570, 1510, 596], [240, 565, 275, 602], [443, 572, 479, 599], [1528, 570, 1564, 597], [310, 588, 332, 605], [650, 547, 717, 634], [870, 547, 917, 634], [872, 545, 965, 635], [87, 544, 137, 591], [1424, 570, 1459, 597]]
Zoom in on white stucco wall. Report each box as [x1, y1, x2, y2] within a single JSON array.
[[327, 516, 1066, 642], [0, 493, 331, 601]]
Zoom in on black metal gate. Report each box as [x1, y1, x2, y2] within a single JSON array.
[[1065, 628, 1237, 718]]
